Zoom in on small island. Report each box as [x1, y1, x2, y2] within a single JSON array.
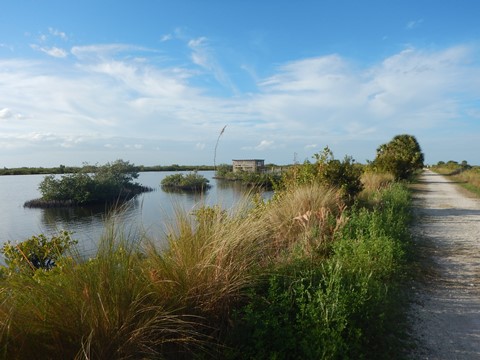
[[160, 172, 211, 192], [24, 160, 153, 208]]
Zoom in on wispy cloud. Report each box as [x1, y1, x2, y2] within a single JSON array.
[[160, 34, 173, 42], [31, 44, 68, 58], [406, 19, 424, 30], [0, 108, 12, 119], [188, 36, 237, 93], [49, 27, 68, 40], [255, 140, 275, 150]]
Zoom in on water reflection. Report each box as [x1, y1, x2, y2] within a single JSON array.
[[41, 204, 106, 227], [0, 171, 272, 257]]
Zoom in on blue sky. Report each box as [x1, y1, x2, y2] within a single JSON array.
[[1, 0, 480, 167]]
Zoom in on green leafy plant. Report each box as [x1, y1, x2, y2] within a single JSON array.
[[1, 231, 77, 274], [373, 134, 424, 180], [281, 146, 364, 202], [161, 172, 211, 191]]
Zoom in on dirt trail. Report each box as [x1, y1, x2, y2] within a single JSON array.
[[408, 169, 480, 359]]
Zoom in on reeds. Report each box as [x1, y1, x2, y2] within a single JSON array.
[[145, 200, 271, 320], [0, 223, 207, 359], [263, 183, 346, 259]]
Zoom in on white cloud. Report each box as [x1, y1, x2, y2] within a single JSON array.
[[49, 27, 68, 40], [124, 144, 143, 149], [406, 19, 424, 30], [255, 140, 275, 150], [31, 44, 68, 58], [188, 37, 209, 67], [160, 34, 173, 42], [196, 142, 206, 150], [187, 37, 236, 92], [304, 144, 317, 149], [0, 108, 12, 119], [71, 44, 152, 62]]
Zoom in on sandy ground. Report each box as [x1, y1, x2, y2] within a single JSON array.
[[408, 169, 480, 359]]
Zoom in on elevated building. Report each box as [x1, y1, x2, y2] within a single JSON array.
[[232, 159, 265, 173]]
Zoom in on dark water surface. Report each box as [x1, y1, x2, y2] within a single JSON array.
[[0, 171, 268, 258]]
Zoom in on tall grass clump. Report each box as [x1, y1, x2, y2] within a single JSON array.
[[359, 171, 395, 200], [0, 224, 204, 359], [262, 183, 346, 259], [144, 200, 272, 352]]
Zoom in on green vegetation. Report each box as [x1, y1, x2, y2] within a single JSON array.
[[0, 136, 418, 358], [161, 172, 211, 191], [215, 163, 281, 189], [431, 160, 480, 196], [0, 164, 217, 176], [373, 134, 424, 180], [280, 146, 364, 203], [1, 231, 77, 275], [24, 160, 152, 208]]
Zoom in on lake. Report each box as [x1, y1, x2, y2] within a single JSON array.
[[0, 171, 269, 259]]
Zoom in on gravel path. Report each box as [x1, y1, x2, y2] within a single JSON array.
[[408, 169, 480, 359]]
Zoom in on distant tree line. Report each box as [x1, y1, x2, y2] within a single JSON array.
[[0, 164, 216, 176]]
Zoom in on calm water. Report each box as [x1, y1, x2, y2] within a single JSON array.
[[0, 171, 268, 258]]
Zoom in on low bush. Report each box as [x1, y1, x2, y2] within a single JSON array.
[[161, 172, 211, 191], [1, 231, 77, 275], [280, 146, 364, 203]]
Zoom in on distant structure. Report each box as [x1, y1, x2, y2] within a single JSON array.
[[232, 159, 265, 173]]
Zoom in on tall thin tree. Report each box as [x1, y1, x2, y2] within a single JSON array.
[[214, 125, 227, 172]]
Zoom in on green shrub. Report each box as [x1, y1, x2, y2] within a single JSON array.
[[281, 147, 363, 203], [215, 163, 233, 177], [1, 231, 77, 274], [161, 172, 211, 191], [373, 134, 424, 180]]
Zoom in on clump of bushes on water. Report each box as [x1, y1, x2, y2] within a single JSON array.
[[215, 164, 280, 189], [160, 172, 211, 191], [0, 136, 421, 359], [24, 159, 152, 208]]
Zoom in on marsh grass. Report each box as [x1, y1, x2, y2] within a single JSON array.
[[263, 183, 346, 259], [0, 220, 208, 359], [145, 200, 270, 321], [358, 171, 395, 204]]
